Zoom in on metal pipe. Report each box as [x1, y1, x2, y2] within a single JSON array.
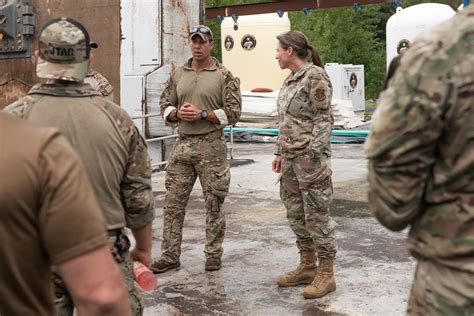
[[223, 127, 369, 136], [146, 134, 178, 143], [132, 112, 162, 120], [229, 126, 234, 159]]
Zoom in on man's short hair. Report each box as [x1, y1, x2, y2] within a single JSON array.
[[37, 17, 91, 82]]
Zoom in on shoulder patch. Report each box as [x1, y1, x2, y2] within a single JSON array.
[[315, 88, 326, 102]]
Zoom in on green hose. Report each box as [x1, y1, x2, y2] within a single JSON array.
[[223, 127, 369, 136]]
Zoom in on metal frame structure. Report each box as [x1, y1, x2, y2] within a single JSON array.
[[206, 0, 459, 18], [131, 113, 176, 169]]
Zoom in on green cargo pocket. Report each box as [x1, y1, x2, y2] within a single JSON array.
[[208, 164, 231, 199]]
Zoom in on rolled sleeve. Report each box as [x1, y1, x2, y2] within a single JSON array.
[[163, 106, 178, 126], [213, 109, 229, 127]]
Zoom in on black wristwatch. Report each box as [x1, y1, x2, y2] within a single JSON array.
[[200, 110, 208, 120]]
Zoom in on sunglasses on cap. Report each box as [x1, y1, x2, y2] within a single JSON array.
[[190, 27, 211, 34]]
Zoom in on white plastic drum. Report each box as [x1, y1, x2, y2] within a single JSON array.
[[221, 13, 290, 91], [386, 3, 455, 70]]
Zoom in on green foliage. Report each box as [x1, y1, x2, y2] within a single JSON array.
[[205, 0, 464, 99], [206, 16, 222, 61], [290, 5, 389, 98]]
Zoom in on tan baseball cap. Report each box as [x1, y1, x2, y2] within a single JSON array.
[[36, 17, 91, 82], [189, 25, 213, 42]]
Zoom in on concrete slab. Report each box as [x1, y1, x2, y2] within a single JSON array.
[[144, 143, 415, 315]]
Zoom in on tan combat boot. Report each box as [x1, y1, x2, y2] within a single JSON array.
[[277, 251, 317, 287], [149, 258, 180, 274], [303, 258, 336, 298]]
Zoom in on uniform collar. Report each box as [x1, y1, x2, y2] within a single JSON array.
[[287, 63, 313, 83], [183, 56, 219, 71], [28, 82, 102, 97]]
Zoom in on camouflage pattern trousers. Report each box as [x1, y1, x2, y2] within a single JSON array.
[[53, 233, 143, 316], [280, 154, 337, 259], [407, 259, 474, 315], [161, 130, 231, 263]]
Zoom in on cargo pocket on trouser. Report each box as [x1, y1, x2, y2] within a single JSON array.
[[303, 175, 333, 215], [303, 179, 337, 258], [280, 160, 300, 210], [315, 219, 337, 259], [204, 162, 231, 203], [203, 162, 230, 257]]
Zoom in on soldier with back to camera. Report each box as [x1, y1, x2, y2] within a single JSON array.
[[4, 17, 155, 316], [366, 6, 474, 315]]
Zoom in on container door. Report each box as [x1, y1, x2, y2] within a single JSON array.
[[345, 66, 365, 112], [120, 0, 161, 122]]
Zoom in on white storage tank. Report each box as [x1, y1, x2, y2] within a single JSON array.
[[221, 13, 290, 91], [386, 3, 455, 69]]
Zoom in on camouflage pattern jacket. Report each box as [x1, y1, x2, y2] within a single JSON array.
[[276, 63, 333, 160], [3, 83, 155, 230], [365, 6, 474, 272]]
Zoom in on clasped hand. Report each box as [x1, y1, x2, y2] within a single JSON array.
[[178, 102, 202, 121]]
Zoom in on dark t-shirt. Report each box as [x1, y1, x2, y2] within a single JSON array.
[[0, 112, 108, 316]]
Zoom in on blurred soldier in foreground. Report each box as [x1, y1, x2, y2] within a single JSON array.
[[0, 112, 130, 316], [4, 17, 155, 315], [84, 41, 114, 101], [366, 6, 474, 315], [150, 25, 241, 273]]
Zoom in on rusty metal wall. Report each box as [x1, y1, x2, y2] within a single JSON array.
[[0, 0, 120, 109], [145, 0, 202, 137]]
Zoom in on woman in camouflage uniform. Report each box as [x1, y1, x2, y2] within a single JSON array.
[[272, 31, 337, 299]]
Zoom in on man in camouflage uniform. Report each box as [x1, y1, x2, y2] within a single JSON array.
[[272, 31, 337, 299], [3, 17, 154, 316], [366, 6, 474, 315], [84, 42, 114, 101], [150, 25, 241, 273]]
